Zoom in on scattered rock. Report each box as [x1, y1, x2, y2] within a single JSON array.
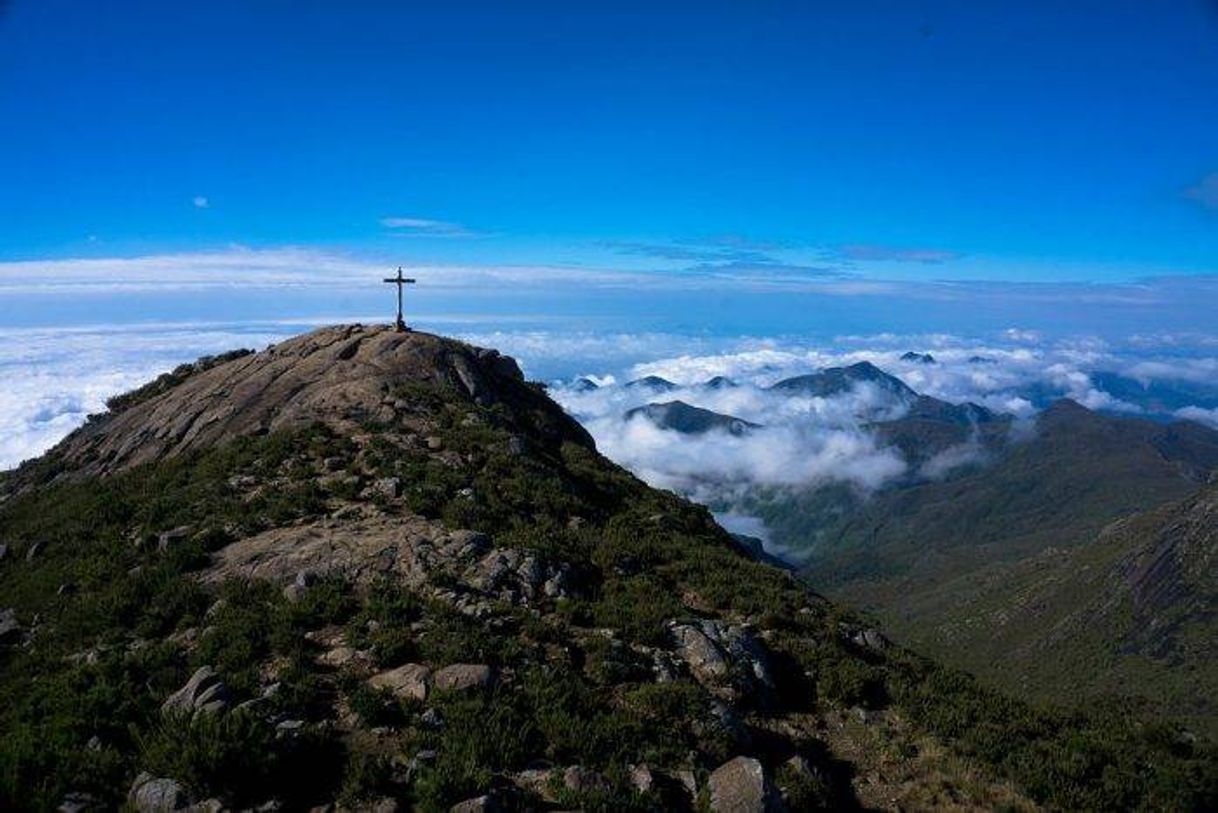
[[318, 646, 359, 668], [372, 477, 402, 499], [855, 627, 887, 652], [466, 548, 574, 605], [368, 663, 432, 701], [676, 769, 698, 799], [57, 582, 76, 596], [426, 436, 444, 451], [668, 619, 775, 704], [128, 772, 191, 812], [323, 456, 345, 471], [629, 763, 656, 794], [283, 569, 318, 602], [26, 541, 42, 561], [708, 756, 778, 813], [57, 791, 98, 813], [433, 663, 494, 693], [276, 719, 305, 735], [157, 526, 191, 552], [449, 795, 498, 813], [563, 764, 610, 794], [420, 707, 444, 729], [0, 608, 21, 645], [228, 474, 258, 490], [162, 666, 230, 717]]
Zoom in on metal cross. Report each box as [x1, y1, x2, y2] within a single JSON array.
[[382, 267, 417, 332]]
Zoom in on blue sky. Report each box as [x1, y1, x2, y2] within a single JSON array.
[[2, 1, 1217, 275]]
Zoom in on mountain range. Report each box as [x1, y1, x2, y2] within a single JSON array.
[[744, 378, 1218, 737], [3, 326, 1215, 811]]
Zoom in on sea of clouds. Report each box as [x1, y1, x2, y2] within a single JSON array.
[[5, 322, 1218, 533], [541, 330, 1218, 520]]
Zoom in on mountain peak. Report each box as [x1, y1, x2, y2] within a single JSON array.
[[769, 361, 916, 400], [44, 324, 590, 479], [624, 400, 759, 435]]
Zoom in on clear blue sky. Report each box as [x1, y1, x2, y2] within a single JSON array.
[[1, 0, 1218, 338]]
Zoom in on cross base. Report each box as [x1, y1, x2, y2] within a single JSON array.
[[394, 318, 409, 333]]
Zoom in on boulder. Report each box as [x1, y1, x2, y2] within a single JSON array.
[[708, 756, 778, 813], [857, 628, 887, 652], [368, 663, 432, 701], [562, 764, 610, 794], [162, 666, 230, 717], [318, 646, 359, 668], [670, 622, 732, 683], [433, 663, 494, 693], [128, 772, 191, 812], [372, 477, 402, 499], [668, 620, 774, 704], [629, 764, 656, 794]]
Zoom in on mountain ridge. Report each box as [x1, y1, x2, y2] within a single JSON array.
[[2, 326, 1215, 811]]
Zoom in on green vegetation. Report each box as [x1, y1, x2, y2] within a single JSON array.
[[2, 363, 1216, 811]]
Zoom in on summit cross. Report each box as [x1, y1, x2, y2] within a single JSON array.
[[382, 267, 416, 332]]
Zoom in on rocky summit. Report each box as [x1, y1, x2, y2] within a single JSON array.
[[1, 326, 1215, 812]]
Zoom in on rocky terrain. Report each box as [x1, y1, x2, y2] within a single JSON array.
[[1, 326, 1215, 811]]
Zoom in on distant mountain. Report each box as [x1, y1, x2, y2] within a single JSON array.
[[623, 374, 679, 391], [625, 400, 759, 436], [702, 375, 738, 390], [1089, 371, 1218, 414], [768, 361, 916, 401], [900, 352, 936, 364], [570, 376, 600, 392], [868, 395, 1011, 466]]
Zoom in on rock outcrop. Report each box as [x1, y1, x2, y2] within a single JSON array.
[[44, 326, 592, 478], [708, 756, 778, 812], [161, 666, 230, 717]]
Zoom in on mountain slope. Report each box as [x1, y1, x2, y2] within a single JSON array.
[[1, 327, 1214, 811], [781, 399, 1218, 587], [887, 476, 1218, 737], [754, 398, 1218, 736]]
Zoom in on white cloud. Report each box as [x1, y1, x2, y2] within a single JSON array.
[[0, 322, 297, 469], [1176, 406, 1218, 429], [192, 196, 209, 209], [380, 216, 479, 238]]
